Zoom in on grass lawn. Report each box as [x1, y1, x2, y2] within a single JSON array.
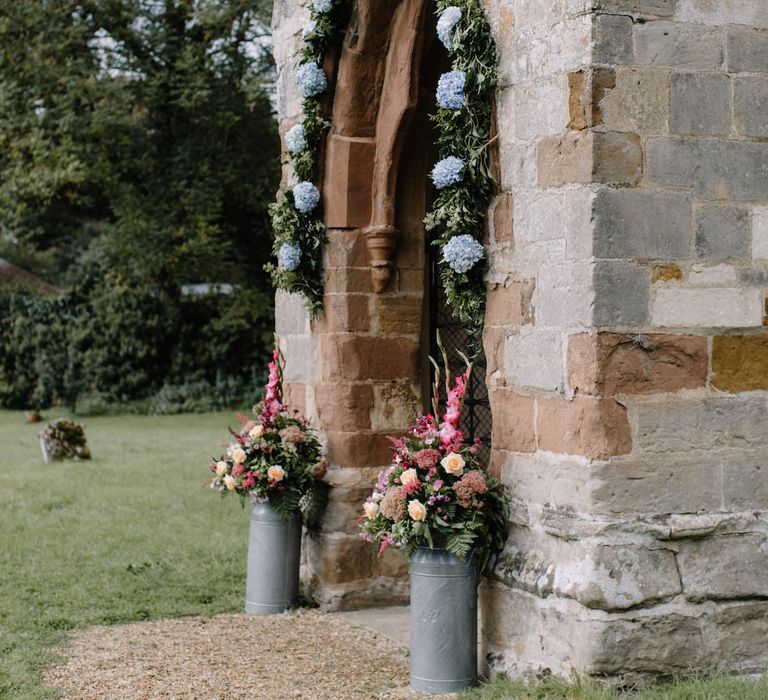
[[0, 409, 249, 699], [460, 673, 768, 699]]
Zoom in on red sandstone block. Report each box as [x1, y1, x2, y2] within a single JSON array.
[[492, 192, 514, 244], [537, 396, 632, 460], [326, 430, 392, 468], [322, 293, 371, 333], [485, 279, 535, 327], [568, 332, 708, 396], [283, 383, 307, 415], [315, 382, 374, 431], [490, 390, 536, 453], [329, 335, 419, 381]]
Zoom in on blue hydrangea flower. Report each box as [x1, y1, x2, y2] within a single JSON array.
[[442, 235, 484, 274], [312, 0, 332, 12], [297, 63, 327, 97], [431, 156, 465, 189], [278, 242, 302, 272], [436, 70, 466, 109], [293, 181, 321, 213], [437, 7, 462, 50], [285, 124, 306, 155]]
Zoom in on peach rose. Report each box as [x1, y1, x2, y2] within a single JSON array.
[[400, 468, 418, 486], [248, 424, 264, 440], [215, 461, 228, 477], [441, 452, 465, 476], [267, 465, 285, 482], [223, 475, 237, 491], [363, 502, 379, 520], [231, 447, 246, 464], [407, 500, 427, 522]]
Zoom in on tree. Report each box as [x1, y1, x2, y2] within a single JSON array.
[[0, 0, 279, 408]]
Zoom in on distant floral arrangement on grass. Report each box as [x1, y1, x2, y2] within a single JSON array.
[[266, 0, 348, 314], [426, 1, 498, 347], [360, 344, 508, 562], [208, 345, 327, 520]]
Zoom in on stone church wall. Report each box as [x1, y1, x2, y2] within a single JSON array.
[[272, 0, 768, 680]]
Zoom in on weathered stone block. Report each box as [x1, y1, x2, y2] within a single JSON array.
[[325, 230, 370, 268], [509, 77, 570, 141], [325, 267, 373, 294], [636, 397, 768, 453], [712, 333, 768, 392], [647, 137, 768, 202], [537, 261, 594, 328], [594, 261, 651, 327], [324, 335, 419, 380], [373, 294, 422, 335], [728, 27, 768, 72], [315, 382, 374, 431], [695, 206, 750, 260], [651, 287, 763, 328], [670, 73, 731, 136], [370, 381, 419, 432], [591, 0, 678, 15], [594, 14, 634, 65], [734, 77, 768, 139], [539, 132, 643, 187], [322, 293, 371, 333], [678, 536, 768, 602], [496, 533, 681, 611], [568, 332, 708, 395], [723, 451, 768, 510], [323, 136, 375, 229], [568, 67, 616, 130], [325, 430, 392, 468], [279, 334, 314, 382], [599, 67, 669, 135], [634, 22, 724, 69], [715, 602, 768, 674], [489, 390, 536, 453], [686, 263, 738, 287], [593, 189, 692, 260], [591, 454, 722, 514], [485, 279, 535, 327], [492, 192, 514, 244], [674, 1, 768, 29], [753, 206, 768, 261], [275, 290, 311, 336], [505, 328, 564, 392], [537, 396, 632, 459]]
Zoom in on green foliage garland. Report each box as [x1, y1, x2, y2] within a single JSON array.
[[425, 1, 498, 347], [267, 2, 348, 314]]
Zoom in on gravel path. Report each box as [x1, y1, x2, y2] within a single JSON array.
[[44, 609, 444, 699]]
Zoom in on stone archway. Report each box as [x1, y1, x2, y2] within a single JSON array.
[[287, 0, 450, 609]]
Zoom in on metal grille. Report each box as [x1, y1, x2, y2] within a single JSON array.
[[428, 247, 492, 466]]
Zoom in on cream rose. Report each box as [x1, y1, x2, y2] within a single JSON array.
[[267, 465, 285, 482], [363, 501, 379, 520], [408, 499, 427, 522], [231, 447, 246, 464], [215, 461, 228, 477], [223, 475, 237, 491], [441, 452, 465, 476], [248, 424, 264, 440], [400, 468, 418, 486]]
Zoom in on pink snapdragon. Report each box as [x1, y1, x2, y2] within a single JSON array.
[[260, 347, 284, 424], [438, 371, 468, 448]]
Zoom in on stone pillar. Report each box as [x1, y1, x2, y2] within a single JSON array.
[[272, 0, 426, 609], [481, 0, 768, 681]]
